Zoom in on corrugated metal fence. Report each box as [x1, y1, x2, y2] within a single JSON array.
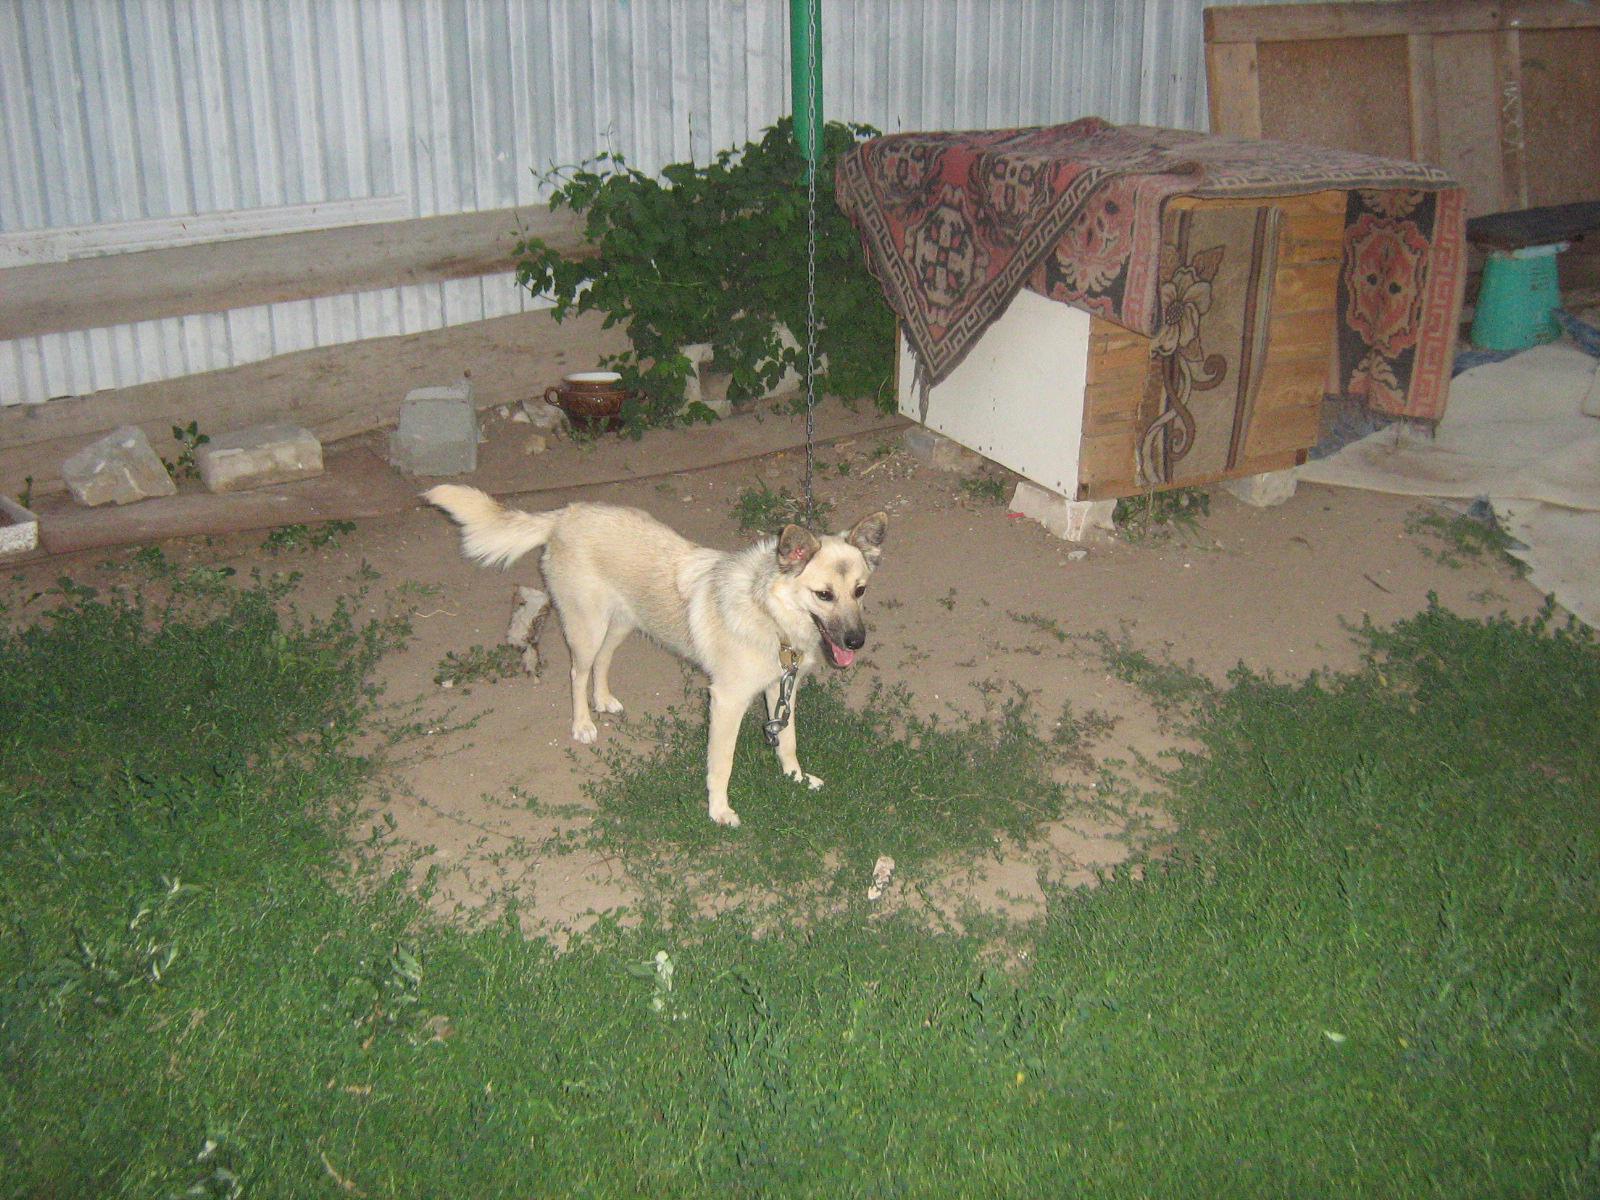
[[0, 0, 1323, 407]]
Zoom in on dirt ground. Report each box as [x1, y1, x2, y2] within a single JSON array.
[[5, 394, 1546, 937]]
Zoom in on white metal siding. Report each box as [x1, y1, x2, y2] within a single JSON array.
[[0, 0, 1331, 407]]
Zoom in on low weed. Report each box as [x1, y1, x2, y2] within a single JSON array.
[[261, 520, 357, 554], [1089, 629, 1214, 718], [731, 481, 831, 533], [1406, 505, 1527, 573], [162, 420, 210, 481], [1114, 486, 1210, 542], [958, 473, 1010, 505], [434, 643, 525, 688]]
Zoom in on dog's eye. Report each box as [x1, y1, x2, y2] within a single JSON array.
[[814, 588, 835, 602], [854, 584, 867, 599]]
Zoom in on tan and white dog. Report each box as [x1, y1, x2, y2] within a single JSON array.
[[424, 485, 887, 827]]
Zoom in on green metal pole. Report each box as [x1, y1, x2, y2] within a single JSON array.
[[789, 0, 822, 178]]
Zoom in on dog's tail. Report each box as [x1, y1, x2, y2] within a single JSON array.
[[423, 484, 558, 570]]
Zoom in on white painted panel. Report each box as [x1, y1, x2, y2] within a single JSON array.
[[896, 289, 1092, 500]]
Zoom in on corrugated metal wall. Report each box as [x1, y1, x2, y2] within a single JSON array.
[[0, 0, 1325, 407]]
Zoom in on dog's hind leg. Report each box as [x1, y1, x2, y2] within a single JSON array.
[[559, 599, 612, 744], [589, 617, 633, 716], [765, 681, 823, 791]]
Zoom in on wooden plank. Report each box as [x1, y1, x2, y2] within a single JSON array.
[[1519, 27, 1600, 209], [1206, 41, 1262, 139], [1495, 29, 1531, 210], [1078, 449, 1302, 502], [1257, 37, 1413, 159], [1205, 0, 1597, 45], [1431, 31, 1509, 215], [0, 206, 589, 341], [1407, 33, 1442, 166], [1239, 397, 1324, 459]]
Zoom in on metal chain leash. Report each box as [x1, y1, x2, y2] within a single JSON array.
[[762, 644, 802, 747], [801, 0, 820, 523]]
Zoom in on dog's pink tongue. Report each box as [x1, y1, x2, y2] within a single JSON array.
[[828, 639, 856, 668]]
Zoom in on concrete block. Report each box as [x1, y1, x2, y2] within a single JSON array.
[[1009, 480, 1116, 542], [678, 342, 731, 419], [391, 391, 479, 476], [404, 381, 474, 405], [196, 423, 323, 493], [62, 425, 176, 507], [677, 325, 818, 418], [903, 425, 985, 473], [0, 495, 39, 557], [1221, 468, 1299, 508]]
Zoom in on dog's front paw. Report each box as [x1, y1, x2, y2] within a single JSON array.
[[785, 767, 825, 791], [572, 717, 599, 744], [595, 695, 624, 715], [709, 804, 742, 828]]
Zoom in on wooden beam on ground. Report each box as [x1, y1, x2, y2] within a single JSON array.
[[0, 205, 589, 341], [0, 307, 630, 498]]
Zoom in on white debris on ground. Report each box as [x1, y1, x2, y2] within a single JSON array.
[[507, 586, 551, 676], [867, 855, 896, 901]]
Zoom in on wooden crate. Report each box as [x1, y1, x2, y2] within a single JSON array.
[[1204, 1, 1600, 218], [897, 190, 1344, 502]]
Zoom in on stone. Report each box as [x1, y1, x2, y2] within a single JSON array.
[[0, 495, 39, 557], [62, 425, 177, 507], [523, 433, 549, 456], [1221, 468, 1299, 508], [391, 388, 479, 476], [902, 425, 984, 473], [1008, 480, 1116, 542], [521, 395, 569, 435], [195, 423, 323, 493]]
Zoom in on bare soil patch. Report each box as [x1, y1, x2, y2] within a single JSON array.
[[6, 396, 1544, 936]]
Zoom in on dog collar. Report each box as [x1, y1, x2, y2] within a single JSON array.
[[778, 641, 800, 670]]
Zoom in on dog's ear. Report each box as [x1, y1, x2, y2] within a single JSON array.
[[847, 512, 888, 567], [777, 524, 821, 573]]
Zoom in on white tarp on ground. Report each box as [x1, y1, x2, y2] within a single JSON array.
[[1298, 342, 1600, 628]]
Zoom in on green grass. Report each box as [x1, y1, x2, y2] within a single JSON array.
[[586, 681, 1067, 906], [2, 574, 1598, 1196]]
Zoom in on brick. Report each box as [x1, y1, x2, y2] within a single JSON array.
[[196, 423, 323, 493], [1221, 469, 1299, 508], [1008, 480, 1116, 542], [391, 388, 479, 476], [61, 425, 176, 507], [902, 426, 985, 473]]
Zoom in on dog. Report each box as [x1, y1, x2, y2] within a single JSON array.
[[424, 485, 887, 828]]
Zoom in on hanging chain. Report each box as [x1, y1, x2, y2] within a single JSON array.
[[762, 644, 802, 747], [801, 0, 821, 523]]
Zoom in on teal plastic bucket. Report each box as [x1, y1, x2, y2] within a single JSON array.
[[1471, 244, 1564, 351]]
